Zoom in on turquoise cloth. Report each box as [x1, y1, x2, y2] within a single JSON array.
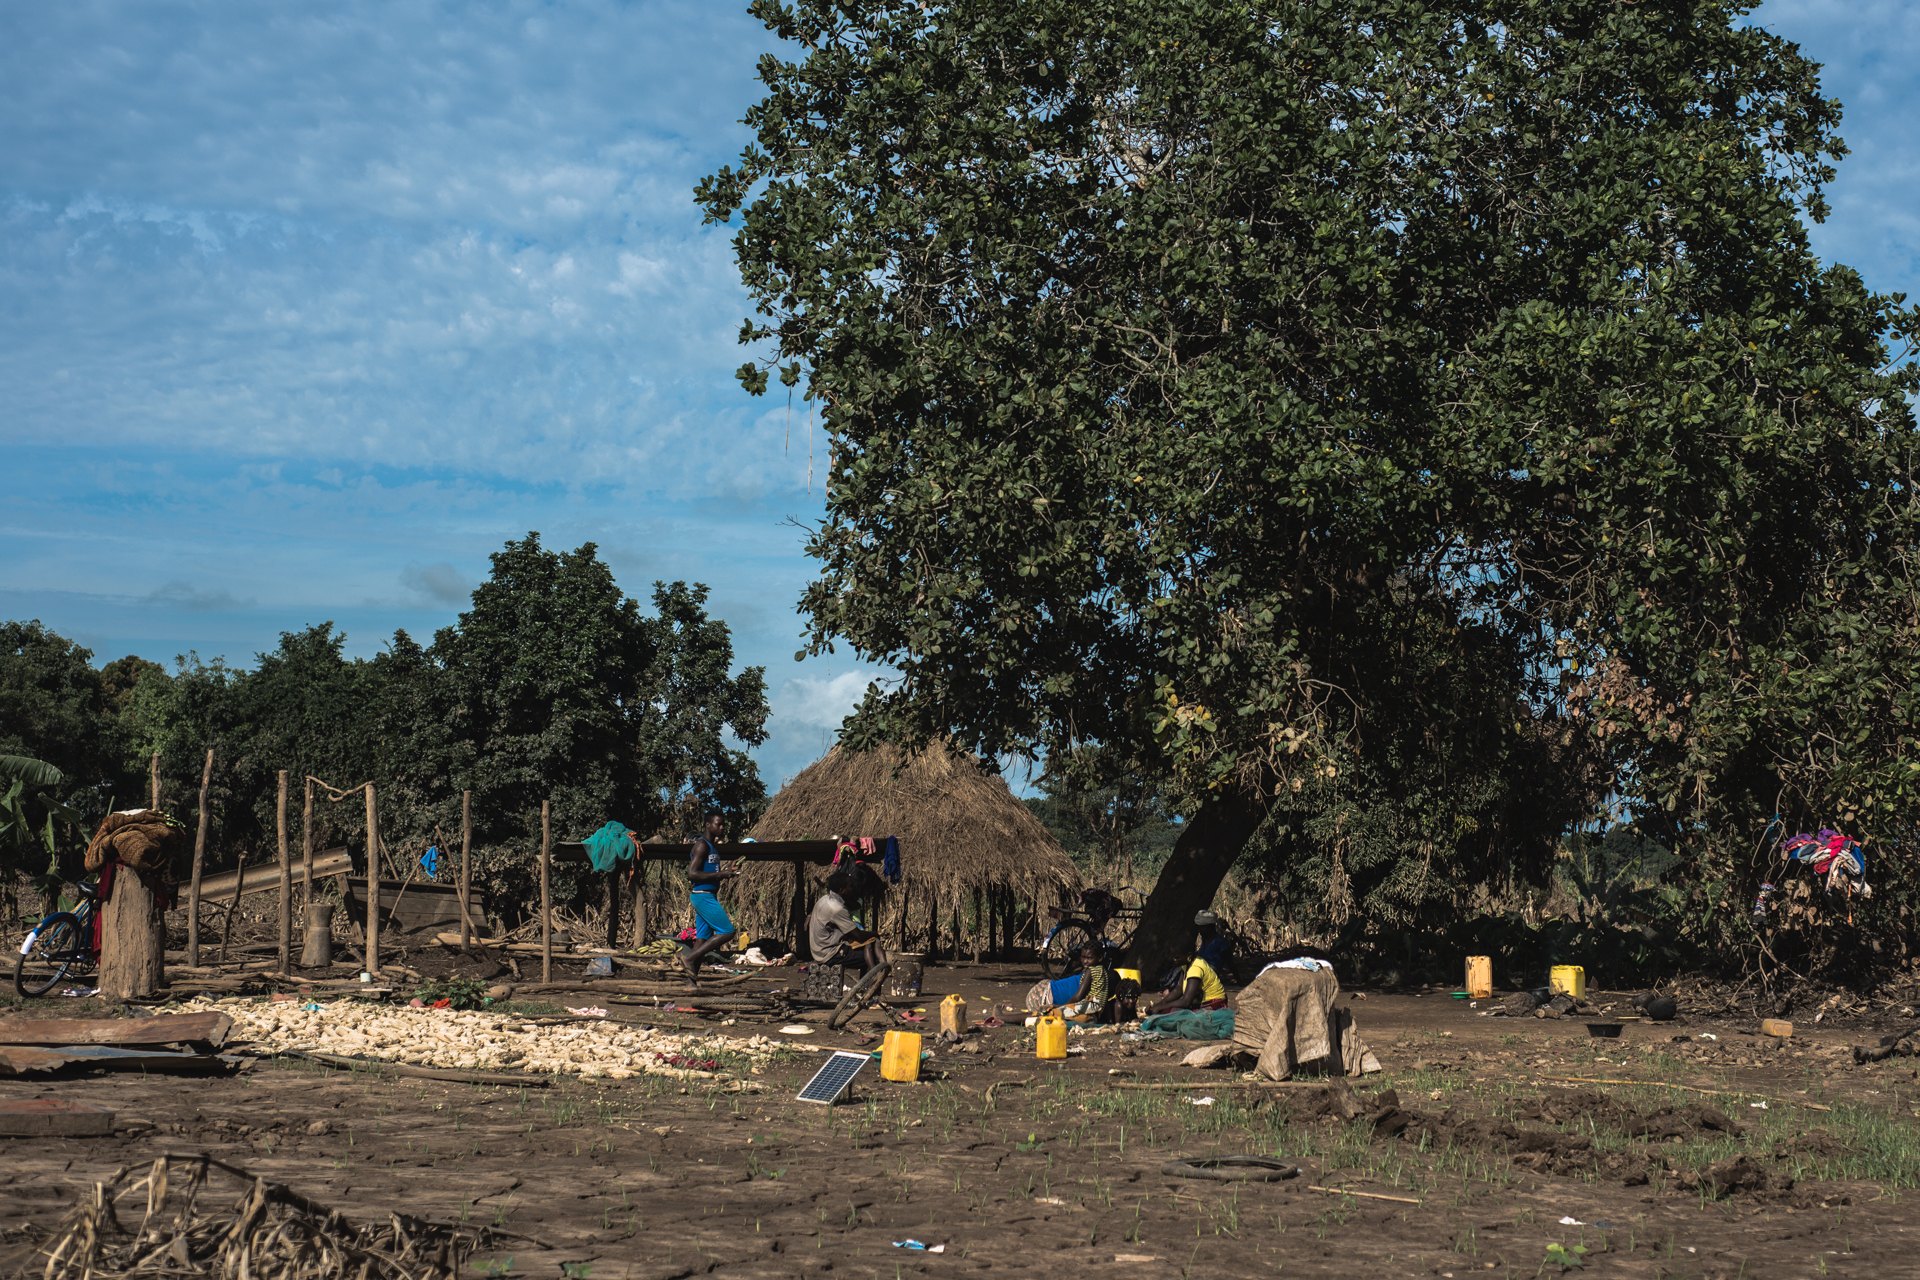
[[1140, 1009, 1235, 1040], [582, 821, 636, 872]]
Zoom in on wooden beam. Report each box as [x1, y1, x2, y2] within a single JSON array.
[[277, 770, 291, 971], [551, 838, 841, 865], [365, 784, 380, 978], [187, 747, 214, 966], [0, 1012, 233, 1048], [197, 849, 350, 904], [540, 800, 552, 985]]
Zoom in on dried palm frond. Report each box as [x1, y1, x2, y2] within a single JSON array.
[[24, 1154, 533, 1280]]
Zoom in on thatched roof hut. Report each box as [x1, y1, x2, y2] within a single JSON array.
[[726, 740, 1082, 960]]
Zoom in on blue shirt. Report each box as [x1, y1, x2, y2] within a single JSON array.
[[690, 837, 720, 894]]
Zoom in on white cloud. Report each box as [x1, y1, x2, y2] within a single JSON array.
[[774, 669, 881, 734]]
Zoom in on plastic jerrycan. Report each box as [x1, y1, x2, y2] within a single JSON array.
[[1465, 955, 1493, 999], [1035, 1014, 1068, 1060], [1549, 965, 1586, 1000], [939, 994, 968, 1037], [881, 1030, 923, 1082]]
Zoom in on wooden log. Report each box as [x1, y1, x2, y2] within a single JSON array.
[[277, 770, 291, 970], [460, 789, 473, 948], [365, 784, 380, 978], [187, 746, 213, 967], [288, 1050, 551, 1087], [540, 800, 552, 984], [0, 1012, 233, 1048], [197, 849, 350, 904], [97, 864, 166, 999]]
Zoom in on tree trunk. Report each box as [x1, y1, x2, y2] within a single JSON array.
[[1121, 784, 1272, 978], [98, 864, 166, 999]]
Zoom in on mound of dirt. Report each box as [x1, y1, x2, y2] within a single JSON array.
[[1674, 1155, 1791, 1199], [1626, 1103, 1739, 1140]]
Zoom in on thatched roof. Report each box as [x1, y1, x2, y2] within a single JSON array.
[[727, 740, 1081, 956]]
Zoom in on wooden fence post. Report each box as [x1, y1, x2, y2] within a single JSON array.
[[460, 790, 473, 948], [149, 752, 161, 811], [277, 770, 290, 971], [302, 777, 314, 904], [540, 800, 552, 984], [365, 783, 380, 978], [187, 747, 213, 967]]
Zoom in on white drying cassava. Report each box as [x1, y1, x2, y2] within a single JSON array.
[[203, 997, 778, 1081]]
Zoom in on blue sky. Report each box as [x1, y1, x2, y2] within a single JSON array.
[[2, 0, 1916, 793]]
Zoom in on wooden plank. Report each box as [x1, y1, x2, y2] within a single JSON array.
[[198, 849, 350, 903], [552, 839, 840, 865], [0, 1012, 233, 1049], [344, 878, 488, 933], [0, 1046, 233, 1076], [0, 1098, 117, 1137]]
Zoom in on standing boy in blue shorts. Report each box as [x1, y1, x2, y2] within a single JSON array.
[[681, 811, 737, 988]]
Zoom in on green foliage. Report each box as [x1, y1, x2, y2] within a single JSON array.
[[701, 0, 1920, 959], [1544, 1242, 1587, 1270], [414, 977, 490, 1010], [2, 535, 770, 930]]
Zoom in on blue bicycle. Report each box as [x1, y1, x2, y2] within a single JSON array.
[[14, 881, 100, 998]]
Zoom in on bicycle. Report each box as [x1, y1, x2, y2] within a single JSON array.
[[1038, 885, 1146, 979], [14, 881, 101, 998]]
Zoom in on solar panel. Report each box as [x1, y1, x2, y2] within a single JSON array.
[[797, 1050, 870, 1104]]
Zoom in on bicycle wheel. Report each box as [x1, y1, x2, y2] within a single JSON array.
[[14, 912, 84, 998], [827, 960, 892, 1031], [1039, 923, 1093, 980]]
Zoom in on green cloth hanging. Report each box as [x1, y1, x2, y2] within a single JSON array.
[[583, 821, 636, 872]]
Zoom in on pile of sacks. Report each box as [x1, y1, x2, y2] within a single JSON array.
[[204, 997, 779, 1081]]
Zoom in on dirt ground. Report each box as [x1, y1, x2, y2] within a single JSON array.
[[5, 960, 1920, 1279]]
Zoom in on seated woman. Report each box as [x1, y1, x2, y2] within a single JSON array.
[[1146, 949, 1228, 1015]]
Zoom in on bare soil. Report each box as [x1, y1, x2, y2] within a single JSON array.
[[4, 961, 1919, 1278]]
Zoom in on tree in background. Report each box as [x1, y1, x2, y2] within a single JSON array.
[[702, 0, 1920, 970], [3, 535, 771, 932], [380, 534, 772, 908], [1023, 746, 1180, 885]]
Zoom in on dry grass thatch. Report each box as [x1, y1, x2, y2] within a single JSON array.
[[725, 740, 1082, 960]]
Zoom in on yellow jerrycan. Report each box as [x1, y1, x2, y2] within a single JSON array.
[[1465, 956, 1493, 999], [940, 994, 968, 1037], [880, 1030, 923, 1082], [1035, 1013, 1068, 1060]]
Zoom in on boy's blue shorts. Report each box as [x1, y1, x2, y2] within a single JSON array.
[[690, 891, 734, 940]]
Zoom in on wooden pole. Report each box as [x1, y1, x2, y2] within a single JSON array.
[[277, 770, 291, 971], [540, 800, 552, 984], [302, 777, 314, 905], [365, 783, 380, 978], [460, 790, 473, 948], [187, 747, 213, 967], [149, 751, 161, 811]]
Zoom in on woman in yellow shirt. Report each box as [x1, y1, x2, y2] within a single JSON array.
[[1147, 950, 1228, 1014]]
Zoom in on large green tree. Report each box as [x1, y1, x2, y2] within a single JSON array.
[[377, 534, 772, 911], [701, 0, 1920, 967]]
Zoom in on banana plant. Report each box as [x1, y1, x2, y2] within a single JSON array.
[[0, 755, 86, 893]]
